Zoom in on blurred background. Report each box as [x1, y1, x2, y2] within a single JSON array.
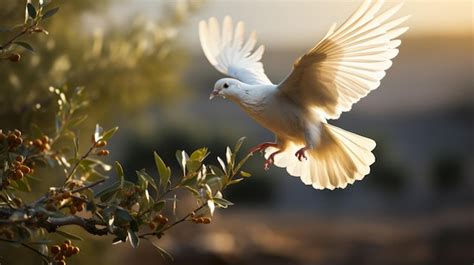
[[0, 0, 472, 264]]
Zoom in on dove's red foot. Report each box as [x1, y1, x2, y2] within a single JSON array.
[[264, 150, 282, 170], [250, 142, 278, 154], [295, 147, 309, 161]]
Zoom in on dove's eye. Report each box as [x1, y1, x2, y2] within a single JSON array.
[[223, 83, 229, 89]]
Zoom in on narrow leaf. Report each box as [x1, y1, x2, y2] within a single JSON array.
[[128, 229, 139, 248], [27, 3, 37, 18], [94, 124, 103, 142], [217, 156, 226, 172], [233, 137, 246, 153], [240, 171, 251, 177], [115, 161, 124, 188], [153, 201, 165, 212], [101, 126, 119, 141], [207, 200, 215, 216], [14, 41, 34, 52], [136, 169, 157, 191], [42, 7, 59, 19], [154, 152, 170, 190], [225, 146, 232, 165]]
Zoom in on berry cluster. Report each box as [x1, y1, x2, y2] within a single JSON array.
[[95, 140, 110, 156], [68, 197, 85, 215], [28, 135, 51, 152], [0, 129, 23, 151], [7, 53, 21, 62], [1, 155, 32, 189], [50, 240, 80, 265], [148, 214, 169, 230], [45, 190, 85, 214], [191, 216, 212, 224]]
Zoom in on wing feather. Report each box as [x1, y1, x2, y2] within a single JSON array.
[[278, 0, 409, 119], [199, 16, 272, 85]]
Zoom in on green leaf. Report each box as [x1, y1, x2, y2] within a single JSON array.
[[206, 177, 222, 191], [234, 137, 246, 154], [56, 229, 83, 241], [128, 229, 139, 248], [180, 175, 197, 187], [186, 159, 201, 173], [94, 124, 103, 142], [14, 41, 34, 52], [208, 165, 225, 178], [79, 158, 112, 171], [184, 186, 200, 196], [154, 152, 170, 190], [234, 153, 252, 173], [190, 148, 209, 161], [84, 169, 107, 182], [136, 169, 157, 191], [68, 114, 88, 127], [26, 3, 37, 18], [115, 208, 133, 223], [217, 156, 226, 173], [228, 178, 244, 185], [95, 182, 119, 200], [175, 150, 188, 174], [240, 171, 251, 177], [115, 161, 124, 188], [213, 197, 234, 208], [101, 126, 119, 142], [42, 7, 59, 19], [14, 178, 32, 192], [153, 201, 165, 212]]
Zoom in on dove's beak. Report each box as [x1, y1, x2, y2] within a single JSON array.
[[209, 89, 221, 100]]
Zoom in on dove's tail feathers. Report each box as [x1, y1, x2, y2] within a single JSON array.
[[265, 123, 376, 190]]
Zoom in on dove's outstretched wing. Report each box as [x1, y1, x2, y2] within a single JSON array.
[[199, 16, 272, 85], [278, 0, 409, 119]]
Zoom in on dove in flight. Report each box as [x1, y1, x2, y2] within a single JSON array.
[[199, 0, 409, 190]]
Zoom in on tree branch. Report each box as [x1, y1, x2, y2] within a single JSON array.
[[43, 215, 108, 236]]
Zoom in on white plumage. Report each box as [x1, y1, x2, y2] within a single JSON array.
[[199, 0, 409, 190]]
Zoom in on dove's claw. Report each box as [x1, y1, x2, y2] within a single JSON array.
[[263, 150, 282, 170], [264, 158, 273, 171], [295, 147, 309, 161], [250, 142, 279, 154]]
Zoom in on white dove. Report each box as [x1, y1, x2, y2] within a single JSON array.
[[199, 0, 409, 190]]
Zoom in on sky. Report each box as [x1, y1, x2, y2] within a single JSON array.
[[99, 0, 473, 50]]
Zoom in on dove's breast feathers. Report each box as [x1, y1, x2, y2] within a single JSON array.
[[232, 84, 320, 145]]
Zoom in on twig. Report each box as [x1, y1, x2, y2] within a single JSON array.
[[64, 143, 96, 183], [71, 179, 105, 193], [0, 16, 40, 50], [138, 203, 207, 239], [29, 178, 105, 208]]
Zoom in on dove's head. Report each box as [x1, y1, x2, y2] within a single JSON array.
[[209, 78, 242, 100]]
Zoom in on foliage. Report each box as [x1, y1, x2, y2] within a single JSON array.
[[0, 0, 204, 129], [0, 88, 251, 263], [0, 1, 253, 264], [0, 87, 252, 264]]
